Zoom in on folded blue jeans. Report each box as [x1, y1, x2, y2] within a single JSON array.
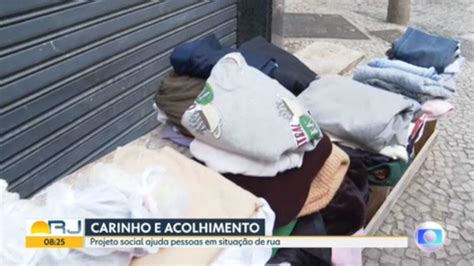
[[392, 27, 459, 73], [353, 66, 454, 103], [368, 58, 440, 80]]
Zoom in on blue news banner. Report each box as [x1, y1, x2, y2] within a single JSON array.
[[84, 219, 271, 248]]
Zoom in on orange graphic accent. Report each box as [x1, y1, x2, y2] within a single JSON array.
[[31, 221, 50, 235]]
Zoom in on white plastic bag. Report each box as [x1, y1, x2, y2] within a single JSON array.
[[45, 182, 145, 257], [1, 145, 190, 265], [0, 180, 152, 265], [89, 162, 189, 218], [44, 183, 132, 220], [0, 180, 45, 265], [211, 198, 275, 266]]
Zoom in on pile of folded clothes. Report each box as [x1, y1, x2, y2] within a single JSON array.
[[350, 27, 459, 194], [354, 26, 459, 108], [150, 27, 460, 265]]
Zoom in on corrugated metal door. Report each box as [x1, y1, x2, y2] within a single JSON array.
[[0, 0, 238, 197]]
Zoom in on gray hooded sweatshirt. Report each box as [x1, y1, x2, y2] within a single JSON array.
[[182, 53, 322, 162]]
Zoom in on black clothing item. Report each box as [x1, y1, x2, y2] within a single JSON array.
[[320, 160, 369, 235], [337, 143, 392, 167], [170, 34, 277, 79], [240, 36, 318, 95], [267, 213, 331, 266]]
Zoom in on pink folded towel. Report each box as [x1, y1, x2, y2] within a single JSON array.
[[421, 100, 454, 121]]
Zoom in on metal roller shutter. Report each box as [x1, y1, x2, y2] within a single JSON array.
[[0, 0, 238, 197]]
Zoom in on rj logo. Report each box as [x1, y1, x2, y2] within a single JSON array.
[[29, 219, 82, 236]]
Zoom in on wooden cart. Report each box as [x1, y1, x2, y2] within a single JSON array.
[[364, 120, 438, 234]]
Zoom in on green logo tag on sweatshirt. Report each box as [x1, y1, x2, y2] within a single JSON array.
[[196, 83, 214, 105], [299, 114, 321, 142]]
